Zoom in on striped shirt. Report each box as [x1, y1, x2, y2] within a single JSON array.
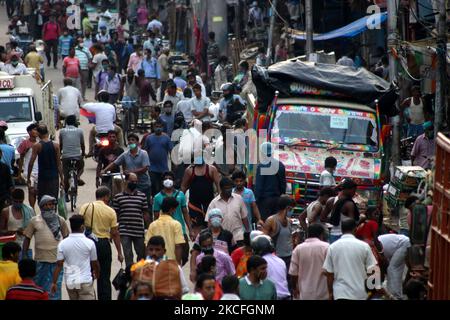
[[113, 190, 148, 237], [5, 279, 49, 300], [75, 47, 92, 70]]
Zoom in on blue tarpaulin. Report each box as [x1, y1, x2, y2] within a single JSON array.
[[292, 12, 387, 41]]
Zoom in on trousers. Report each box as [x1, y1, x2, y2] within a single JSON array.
[[121, 235, 145, 267], [95, 238, 112, 300]]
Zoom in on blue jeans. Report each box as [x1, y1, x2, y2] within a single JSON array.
[[329, 234, 342, 244], [35, 262, 63, 300]]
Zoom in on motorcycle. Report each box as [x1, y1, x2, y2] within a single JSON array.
[[93, 133, 110, 162]]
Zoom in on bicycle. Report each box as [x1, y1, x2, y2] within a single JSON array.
[[116, 98, 137, 145], [67, 159, 79, 212]]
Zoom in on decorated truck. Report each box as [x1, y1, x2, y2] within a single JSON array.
[[248, 59, 398, 212], [0, 72, 55, 159]]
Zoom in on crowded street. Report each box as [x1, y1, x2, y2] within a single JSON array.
[[0, 0, 449, 305]]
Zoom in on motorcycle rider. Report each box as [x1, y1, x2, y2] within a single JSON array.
[[96, 130, 124, 188], [83, 90, 116, 157], [218, 83, 246, 124]]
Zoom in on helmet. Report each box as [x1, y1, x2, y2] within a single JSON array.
[[97, 90, 110, 103], [251, 235, 274, 256], [220, 82, 233, 92]]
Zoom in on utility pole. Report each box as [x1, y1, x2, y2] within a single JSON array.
[[305, 0, 314, 58], [434, 0, 448, 135], [267, 0, 278, 64], [387, 0, 400, 166]]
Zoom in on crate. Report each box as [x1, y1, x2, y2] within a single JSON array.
[[386, 183, 414, 209], [392, 166, 427, 188]]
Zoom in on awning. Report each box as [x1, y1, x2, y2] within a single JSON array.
[[290, 12, 387, 41]]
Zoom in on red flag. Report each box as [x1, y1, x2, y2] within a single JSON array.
[[193, 15, 203, 68]]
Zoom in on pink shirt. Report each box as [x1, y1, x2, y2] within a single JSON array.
[[137, 7, 149, 26], [128, 53, 143, 73], [63, 57, 80, 78], [289, 238, 329, 300]]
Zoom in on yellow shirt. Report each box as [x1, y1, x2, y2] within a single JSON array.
[[24, 51, 43, 71], [80, 201, 118, 239], [0, 260, 21, 300], [145, 214, 185, 260]]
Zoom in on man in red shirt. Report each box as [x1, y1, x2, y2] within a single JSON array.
[[42, 14, 60, 68], [5, 259, 49, 300], [63, 48, 81, 91]]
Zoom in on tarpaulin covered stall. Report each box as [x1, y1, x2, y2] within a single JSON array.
[[251, 59, 399, 116]]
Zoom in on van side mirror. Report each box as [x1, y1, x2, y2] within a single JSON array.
[[35, 111, 42, 122]]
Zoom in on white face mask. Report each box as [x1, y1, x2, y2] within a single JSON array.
[[163, 179, 174, 188]]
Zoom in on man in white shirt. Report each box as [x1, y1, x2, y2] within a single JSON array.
[[82, 91, 116, 156], [57, 78, 82, 120], [2, 55, 28, 75], [175, 88, 193, 123], [378, 234, 411, 300], [323, 218, 377, 300], [320, 156, 337, 187], [51, 215, 99, 300], [190, 84, 211, 122]]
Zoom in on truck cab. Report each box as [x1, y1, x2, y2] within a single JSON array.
[[0, 73, 54, 159], [248, 60, 396, 214], [269, 96, 383, 211]]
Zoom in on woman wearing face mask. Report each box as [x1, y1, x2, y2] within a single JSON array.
[[152, 171, 194, 266], [263, 195, 294, 270]]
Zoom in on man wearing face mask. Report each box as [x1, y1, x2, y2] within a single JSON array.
[[112, 173, 150, 268], [181, 155, 221, 241], [153, 171, 193, 266], [132, 235, 189, 297], [143, 120, 173, 196], [194, 232, 235, 283], [2, 54, 28, 75], [411, 121, 435, 170], [22, 195, 70, 300], [159, 101, 175, 137], [205, 178, 249, 246], [104, 133, 151, 208], [75, 36, 93, 101], [0, 188, 35, 249], [263, 195, 294, 271], [145, 197, 185, 265]]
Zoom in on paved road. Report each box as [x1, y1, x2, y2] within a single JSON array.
[[0, 8, 193, 300]]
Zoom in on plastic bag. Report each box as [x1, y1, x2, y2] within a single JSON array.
[[58, 189, 67, 219]]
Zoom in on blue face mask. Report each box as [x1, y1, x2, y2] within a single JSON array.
[[137, 296, 151, 300], [129, 143, 137, 149], [287, 209, 294, 218], [12, 202, 22, 210]]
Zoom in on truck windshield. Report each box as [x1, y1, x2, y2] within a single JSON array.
[[0, 96, 32, 122], [271, 105, 379, 152]]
